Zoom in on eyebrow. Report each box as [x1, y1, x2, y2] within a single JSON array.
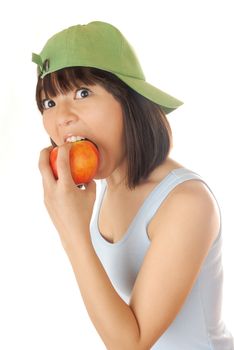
[[39, 78, 97, 103]]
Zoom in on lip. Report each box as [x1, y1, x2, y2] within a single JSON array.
[[63, 134, 99, 150], [63, 134, 85, 143]]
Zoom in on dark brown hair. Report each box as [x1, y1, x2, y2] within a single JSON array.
[[35, 67, 173, 190]]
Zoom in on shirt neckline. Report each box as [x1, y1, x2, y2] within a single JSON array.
[[95, 167, 188, 247]]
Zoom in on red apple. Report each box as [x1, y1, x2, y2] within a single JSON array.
[[49, 140, 99, 184]]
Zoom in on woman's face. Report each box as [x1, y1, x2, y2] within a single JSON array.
[[40, 82, 127, 180]]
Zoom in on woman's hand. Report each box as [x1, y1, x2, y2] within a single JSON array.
[[38, 142, 96, 251]]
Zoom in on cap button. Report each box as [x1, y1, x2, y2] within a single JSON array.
[[43, 59, 50, 72]]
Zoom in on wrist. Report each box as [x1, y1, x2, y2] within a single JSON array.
[[62, 229, 92, 256]]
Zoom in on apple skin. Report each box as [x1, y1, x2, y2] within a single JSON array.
[[49, 140, 99, 185]]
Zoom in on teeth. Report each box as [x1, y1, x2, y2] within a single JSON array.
[[66, 136, 86, 143]]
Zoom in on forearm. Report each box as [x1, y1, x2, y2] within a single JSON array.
[[64, 232, 141, 350]]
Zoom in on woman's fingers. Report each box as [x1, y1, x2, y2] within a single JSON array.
[[56, 142, 74, 186], [84, 179, 96, 193], [38, 146, 56, 189], [39, 143, 77, 191]]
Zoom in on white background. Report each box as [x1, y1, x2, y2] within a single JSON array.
[[0, 0, 233, 348]]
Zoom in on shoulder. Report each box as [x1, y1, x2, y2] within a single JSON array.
[[169, 178, 218, 207], [148, 179, 221, 243], [170, 178, 219, 213]]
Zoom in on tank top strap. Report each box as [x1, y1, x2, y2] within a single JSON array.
[[91, 179, 107, 222], [140, 167, 222, 245]]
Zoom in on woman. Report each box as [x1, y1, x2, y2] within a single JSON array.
[[32, 21, 234, 349]]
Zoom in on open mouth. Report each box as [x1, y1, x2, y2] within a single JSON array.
[[65, 136, 98, 150]]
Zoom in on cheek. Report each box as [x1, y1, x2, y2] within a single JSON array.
[[99, 117, 124, 150], [43, 115, 54, 136], [102, 101, 124, 136], [100, 113, 125, 157], [42, 116, 60, 146], [42, 115, 49, 131]]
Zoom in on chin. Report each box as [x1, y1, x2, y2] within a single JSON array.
[[94, 163, 116, 181]]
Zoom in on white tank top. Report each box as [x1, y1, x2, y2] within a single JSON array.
[[90, 167, 234, 349]]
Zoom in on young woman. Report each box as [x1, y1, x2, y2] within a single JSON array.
[[32, 21, 234, 349]]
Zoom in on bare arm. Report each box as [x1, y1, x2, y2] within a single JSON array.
[[39, 144, 220, 350], [65, 235, 141, 349], [39, 144, 141, 349]]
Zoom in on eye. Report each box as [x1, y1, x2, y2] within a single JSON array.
[[75, 87, 92, 99], [41, 99, 56, 110]]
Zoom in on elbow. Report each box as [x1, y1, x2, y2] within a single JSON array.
[[106, 338, 150, 350], [109, 345, 149, 350]]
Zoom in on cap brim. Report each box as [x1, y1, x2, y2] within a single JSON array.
[[113, 73, 183, 114]]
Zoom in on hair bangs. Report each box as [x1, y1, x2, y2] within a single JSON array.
[[36, 67, 102, 113]]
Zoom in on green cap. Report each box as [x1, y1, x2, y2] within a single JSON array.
[[32, 21, 183, 114]]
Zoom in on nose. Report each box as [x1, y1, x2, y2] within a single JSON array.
[[56, 100, 79, 127], [58, 114, 78, 127]]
